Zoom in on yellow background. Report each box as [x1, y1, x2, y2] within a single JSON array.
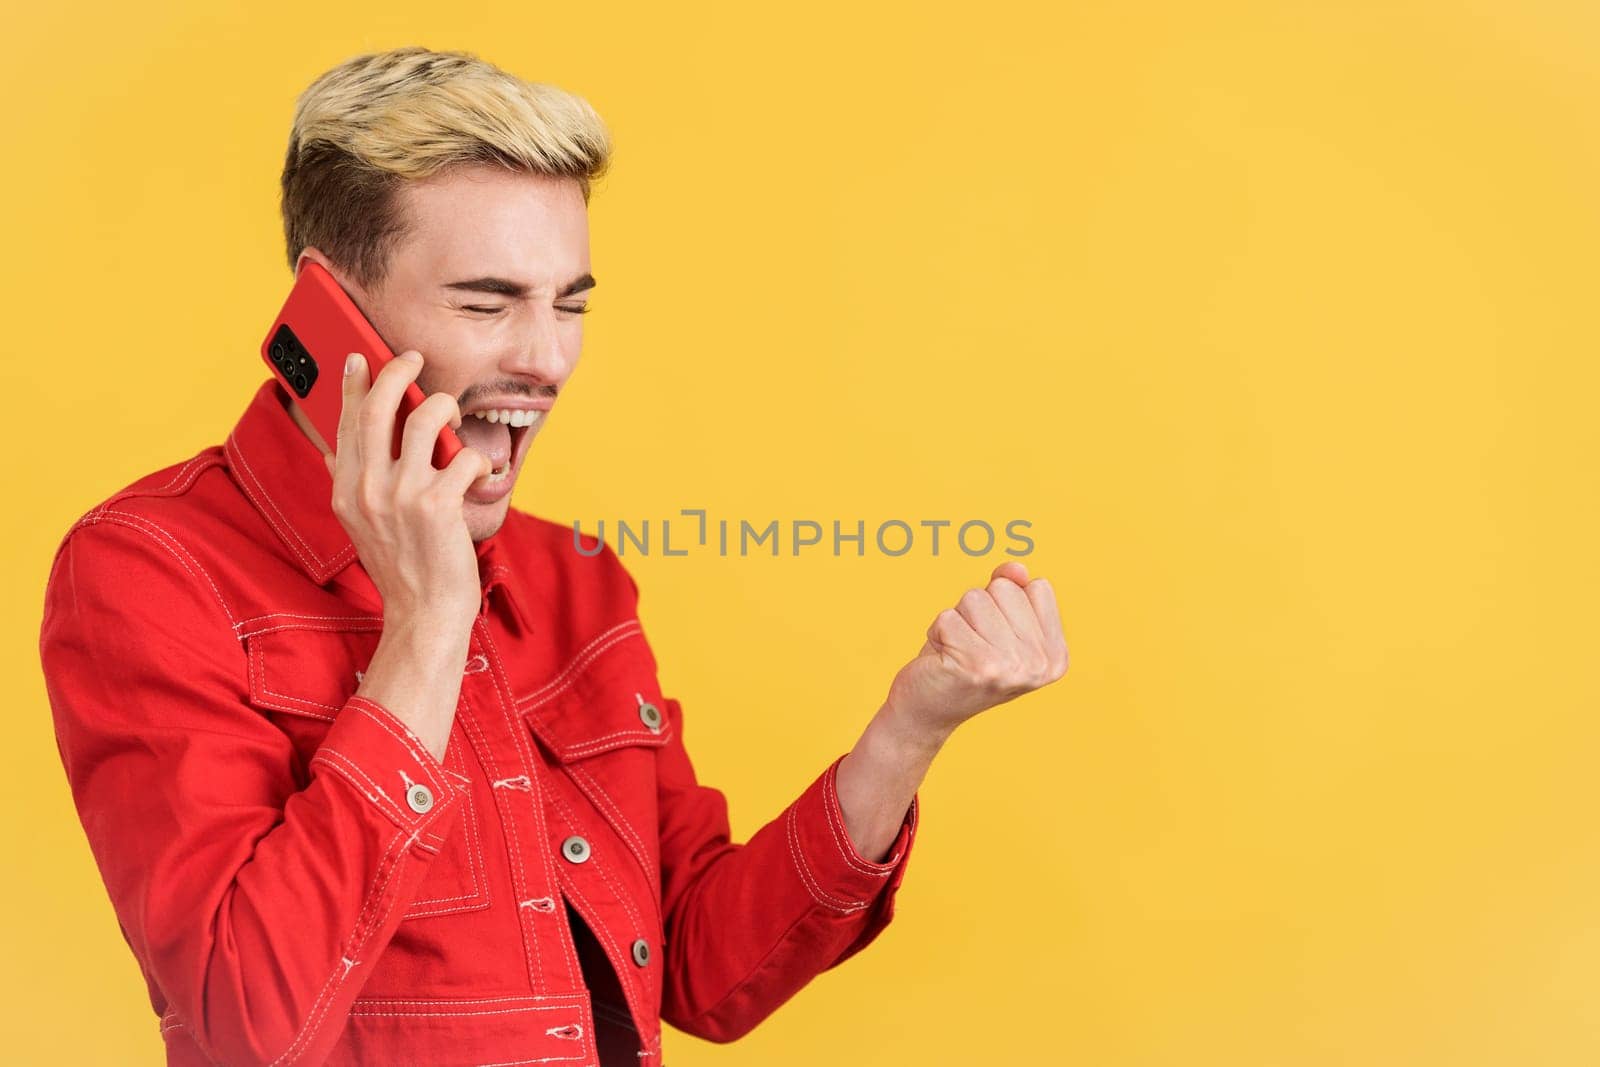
[[4, 2, 1597, 1064]]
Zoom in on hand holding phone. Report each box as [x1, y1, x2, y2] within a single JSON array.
[[326, 348, 492, 628]]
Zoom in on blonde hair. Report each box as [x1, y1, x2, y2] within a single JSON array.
[[280, 46, 612, 290]]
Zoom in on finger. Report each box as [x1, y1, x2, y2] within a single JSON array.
[[954, 585, 1009, 649], [337, 351, 369, 470], [361, 350, 424, 469], [988, 572, 1046, 650], [435, 442, 495, 500], [397, 391, 462, 485], [927, 606, 982, 658], [992, 561, 1029, 586], [1023, 578, 1068, 668]]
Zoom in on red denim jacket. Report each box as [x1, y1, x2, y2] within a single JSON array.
[[38, 378, 919, 1067]]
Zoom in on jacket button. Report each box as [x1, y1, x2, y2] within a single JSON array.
[[631, 938, 651, 967], [638, 701, 662, 732], [561, 835, 591, 864], [406, 783, 434, 814]]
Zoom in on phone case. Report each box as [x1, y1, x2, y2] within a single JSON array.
[[258, 260, 464, 470]]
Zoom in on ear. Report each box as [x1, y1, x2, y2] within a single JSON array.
[[295, 246, 370, 306], [294, 245, 333, 279]]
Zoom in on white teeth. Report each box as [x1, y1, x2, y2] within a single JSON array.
[[469, 408, 544, 427]]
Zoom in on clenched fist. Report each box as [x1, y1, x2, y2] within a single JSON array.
[[886, 561, 1069, 740]]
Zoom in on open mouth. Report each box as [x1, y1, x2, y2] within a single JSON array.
[[504, 421, 531, 471], [481, 419, 534, 481], [460, 407, 543, 481]]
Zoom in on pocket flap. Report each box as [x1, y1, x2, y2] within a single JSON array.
[[518, 620, 673, 760], [242, 617, 384, 721]]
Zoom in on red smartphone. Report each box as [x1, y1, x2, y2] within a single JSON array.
[[259, 260, 464, 470]]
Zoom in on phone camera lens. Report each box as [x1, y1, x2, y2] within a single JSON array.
[[270, 342, 286, 363]]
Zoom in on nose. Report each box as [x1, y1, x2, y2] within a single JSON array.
[[502, 312, 576, 386]]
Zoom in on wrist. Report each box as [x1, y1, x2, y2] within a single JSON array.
[[358, 625, 470, 763], [873, 695, 953, 763], [384, 596, 478, 634], [382, 605, 475, 653]]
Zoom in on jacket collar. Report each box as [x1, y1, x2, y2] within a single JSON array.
[[224, 377, 530, 631]]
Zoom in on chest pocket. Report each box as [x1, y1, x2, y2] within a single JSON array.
[[242, 616, 493, 921], [518, 620, 673, 883]]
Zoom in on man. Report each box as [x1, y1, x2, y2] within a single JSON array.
[[38, 46, 1068, 1066]]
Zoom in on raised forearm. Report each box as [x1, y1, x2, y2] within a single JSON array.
[[835, 697, 949, 864], [835, 562, 1070, 864]]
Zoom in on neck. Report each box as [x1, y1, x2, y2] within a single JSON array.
[[283, 394, 333, 455]]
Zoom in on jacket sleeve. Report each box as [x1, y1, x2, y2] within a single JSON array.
[[38, 514, 470, 1067], [649, 681, 920, 1041]]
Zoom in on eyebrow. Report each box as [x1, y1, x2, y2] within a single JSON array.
[[442, 272, 597, 299]]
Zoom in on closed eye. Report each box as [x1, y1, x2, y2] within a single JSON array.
[[462, 305, 592, 316]]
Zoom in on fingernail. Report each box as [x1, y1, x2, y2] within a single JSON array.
[[401, 350, 422, 362], [345, 353, 362, 375]]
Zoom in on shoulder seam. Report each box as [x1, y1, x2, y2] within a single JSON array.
[[82, 450, 224, 523], [73, 510, 240, 631]]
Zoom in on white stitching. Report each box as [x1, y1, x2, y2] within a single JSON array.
[[88, 453, 214, 523], [248, 637, 335, 721], [546, 788, 648, 945], [822, 757, 901, 875], [226, 434, 326, 573], [240, 620, 384, 639], [251, 640, 344, 716], [309, 749, 406, 826], [479, 619, 580, 989], [268, 821, 410, 1065], [516, 620, 642, 710], [236, 612, 384, 628], [227, 432, 358, 576], [785, 804, 869, 913], [147, 454, 206, 497], [632, 1026, 663, 1062], [87, 454, 212, 521], [345, 698, 452, 797], [89, 512, 238, 625], [558, 727, 671, 760], [566, 763, 662, 912], [351, 994, 588, 1007], [234, 612, 384, 637], [559, 875, 647, 1023], [347, 1004, 585, 1023], [406, 732, 491, 918], [456, 685, 562, 988]]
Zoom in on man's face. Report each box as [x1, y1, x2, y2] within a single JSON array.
[[292, 162, 593, 542]]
